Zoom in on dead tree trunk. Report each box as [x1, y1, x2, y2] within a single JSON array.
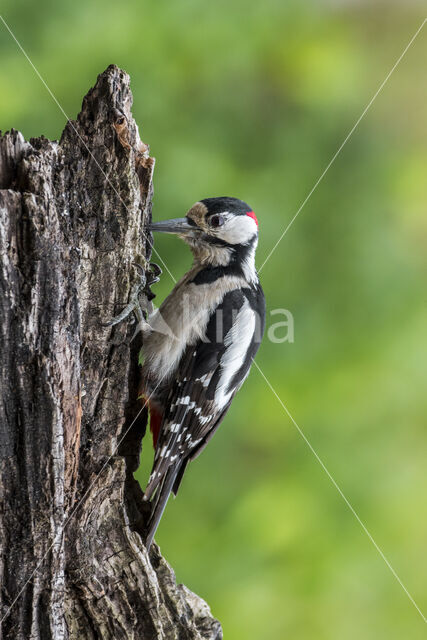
[[0, 65, 222, 640]]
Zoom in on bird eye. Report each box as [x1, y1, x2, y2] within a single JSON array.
[[209, 214, 224, 228]]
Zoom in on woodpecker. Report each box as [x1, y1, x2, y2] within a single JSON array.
[[141, 197, 265, 549]]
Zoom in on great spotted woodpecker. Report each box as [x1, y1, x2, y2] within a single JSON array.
[[141, 197, 265, 549]]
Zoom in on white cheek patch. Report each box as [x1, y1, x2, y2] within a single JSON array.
[[219, 214, 257, 245]]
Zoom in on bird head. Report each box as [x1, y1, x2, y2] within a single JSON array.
[[150, 197, 259, 272]]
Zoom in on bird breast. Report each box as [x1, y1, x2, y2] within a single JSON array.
[[141, 267, 248, 385]]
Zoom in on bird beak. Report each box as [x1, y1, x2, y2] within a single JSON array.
[[150, 218, 195, 235]]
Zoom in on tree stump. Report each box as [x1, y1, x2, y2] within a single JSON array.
[[0, 65, 222, 640]]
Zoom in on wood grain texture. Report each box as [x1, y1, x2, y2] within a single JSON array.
[[0, 65, 222, 640]]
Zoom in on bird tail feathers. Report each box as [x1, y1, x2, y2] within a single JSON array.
[[145, 467, 178, 550]]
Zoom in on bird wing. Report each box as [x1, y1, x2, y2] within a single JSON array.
[[143, 285, 265, 547]]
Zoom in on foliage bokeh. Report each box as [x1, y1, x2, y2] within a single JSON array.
[[1, 1, 426, 637]]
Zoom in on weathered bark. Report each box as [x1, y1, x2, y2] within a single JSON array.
[[0, 65, 222, 640]]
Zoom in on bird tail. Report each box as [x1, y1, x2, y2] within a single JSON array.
[[171, 459, 188, 495], [145, 467, 178, 550]]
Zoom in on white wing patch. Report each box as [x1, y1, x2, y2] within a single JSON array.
[[214, 299, 256, 409]]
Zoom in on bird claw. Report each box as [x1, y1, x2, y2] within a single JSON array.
[[147, 262, 162, 286], [102, 263, 152, 331]]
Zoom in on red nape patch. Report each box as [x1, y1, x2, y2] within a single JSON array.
[[246, 210, 258, 226]]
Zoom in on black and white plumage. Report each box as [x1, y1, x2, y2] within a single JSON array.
[[140, 197, 265, 549]]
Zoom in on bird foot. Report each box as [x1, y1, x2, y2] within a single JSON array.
[[102, 262, 161, 334]]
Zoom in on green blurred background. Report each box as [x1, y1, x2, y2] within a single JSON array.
[[1, 1, 426, 637]]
